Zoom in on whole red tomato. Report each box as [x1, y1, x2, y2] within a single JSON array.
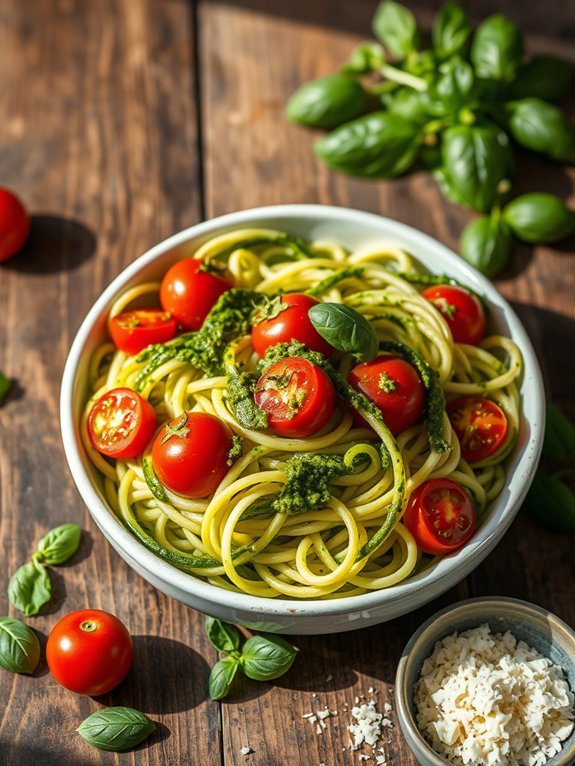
[[0, 187, 31, 262], [422, 284, 486, 345], [160, 259, 232, 331], [46, 609, 133, 696], [251, 293, 333, 358]]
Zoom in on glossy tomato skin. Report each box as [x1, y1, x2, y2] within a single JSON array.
[[46, 609, 133, 696], [251, 294, 333, 358], [0, 187, 31, 262], [422, 285, 486, 345], [87, 388, 157, 459], [403, 478, 477, 555], [254, 357, 336, 438], [348, 355, 425, 435], [109, 309, 177, 355], [152, 412, 232, 497], [447, 395, 508, 462], [160, 259, 232, 331]]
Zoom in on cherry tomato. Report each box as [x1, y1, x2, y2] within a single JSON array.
[[251, 293, 333, 358], [254, 357, 337, 438], [152, 411, 232, 497], [447, 395, 508, 462], [46, 609, 133, 696], [109, 309, 177, 355], [403, 478, 477, 555], [87, 387, 157, 459], [160, 259, 232, 331], [422, 284, 486, 345], [348, 355, 425, 435], [0, 187, 31, 262]]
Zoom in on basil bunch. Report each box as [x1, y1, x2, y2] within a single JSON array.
[[206, 617, 297, 700], [8, 523, 82, 616], [286, 1, 574, 277]]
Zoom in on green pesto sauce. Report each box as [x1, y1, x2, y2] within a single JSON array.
[[226, 365, 268, 430], [308, 267, 364, 296], [271, 453, 352, 516], [227, 434, 244, 466], [212, 234, 315, 262]]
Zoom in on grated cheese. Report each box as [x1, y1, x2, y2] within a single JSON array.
[[348, 700, 384, 749], [414, 623, 575, 766]]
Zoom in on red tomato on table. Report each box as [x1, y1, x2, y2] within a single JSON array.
[[0, 187, 30, 262], [251, 293, 333, 358], [348, 355, 425, 435], [403, 477, 477, 555], [152, 411, 232, 497], [87, 388, 157, 459], [422, 284, 486, 345], [447, 395, 508, 462], [160, 259, 232, 331], [46, 609, 133, 696], [254, 356, 336, 438], [109, 309, 177, 355]]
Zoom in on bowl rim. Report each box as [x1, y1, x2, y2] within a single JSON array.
[[394, 595, 575, 766], [60, 203, 545, 618]]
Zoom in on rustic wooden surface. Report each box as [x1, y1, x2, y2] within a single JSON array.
[[0, 1, 574, 764]]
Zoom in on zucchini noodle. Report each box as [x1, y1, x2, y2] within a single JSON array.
[[81, 228, 522, 599]]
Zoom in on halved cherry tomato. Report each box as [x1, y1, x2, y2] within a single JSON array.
[[46, 609, 133, 696], [87, 387, 157, 459], [0, 187, 30, 262], [254, 357, 336, 437], [160, 259, 232, 331], [447, 395, 508, 462], [422, 284, 486, 345], [152, 411, 232, 497], [348, 355, 425, 435], [403, 477, 477, 555], [109, 309, 177, 355], [251, 293, 333, 358]]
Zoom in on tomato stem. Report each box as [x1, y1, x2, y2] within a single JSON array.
[[80, 620, 98, 633]]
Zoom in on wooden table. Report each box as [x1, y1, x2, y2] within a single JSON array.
[[1, 1, 574, 764]]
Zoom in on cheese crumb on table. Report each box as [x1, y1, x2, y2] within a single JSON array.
[[348, 700, 384, 749], [414, 623, 575, 766]]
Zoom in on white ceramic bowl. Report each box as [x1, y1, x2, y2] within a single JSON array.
[[60, 205, 545, 634]]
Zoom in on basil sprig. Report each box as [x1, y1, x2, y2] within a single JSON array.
[[0, 616, 40, 674], [308, 302, 378, 361], [206, 617, 297, 700], [77, 707, 156, 752]]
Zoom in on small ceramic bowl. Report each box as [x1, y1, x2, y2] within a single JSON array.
[[395, 596, 575, 766]]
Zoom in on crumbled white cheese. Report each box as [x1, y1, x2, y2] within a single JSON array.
[[240, 746, 252, 756], [414, 623, 575, 766], [348, 700, 384, 749]]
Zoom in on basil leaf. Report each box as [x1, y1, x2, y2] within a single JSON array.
[[206, 617, 241, 653], [523, 474, 575, 533], [502, 193, 575, 244], [471, 14, 523, 81], [372, 1, 420, 60], [432, 1, 471, 60], [77, 707, 156, 752], [0, 616, 40, 674], [285, 75, 368, 129], [383, 88, 433, 126], [440, 124, 513, 212], [542, 402, 575, 464], [341, 42, 386, 75], [511, 55, 572, 102], [8, 560, 51, 616], [35, 523, 82, 565], [460, 212, 513, 278], [506, 99, 575, 163], [435, 59, 475, 112], [314, 112, 420, 179], [240, 634, 297, 681], [208, 656, 240, 700], [0, 372, 11, 406], [308, 303, 378, 361]]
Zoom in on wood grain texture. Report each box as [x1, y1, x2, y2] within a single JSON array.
[[0, 0, 574, 765]]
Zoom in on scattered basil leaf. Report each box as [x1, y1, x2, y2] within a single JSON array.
[[542, 402, 575, 464], [506, 99, 575, 163], [77, 707, 156, 752], [471, 14, 523, 81], [502, 193, 575, 244], [308, 302, 378, 361], [208, 656, 240, 700], [0, 616, 40, 674], [0, 372, 11, 406], [285, 75, 369, 130], [511, 55, 573, 102], [432, 1, 471, 60], [341, 42, 386, 74], [372, 1, 420, 60], [523, 474, 575, 533], [460, 212, 513, 277], [206, 617, 241, 654], [35, 523, 82, 565], [8, 560, 52, 616], [240, 634, 297, 681]]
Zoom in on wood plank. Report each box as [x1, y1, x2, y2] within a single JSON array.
[[0, 2, 218, 765]]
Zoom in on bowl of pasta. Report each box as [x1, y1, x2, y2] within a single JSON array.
[[61, 205, 544, 634]]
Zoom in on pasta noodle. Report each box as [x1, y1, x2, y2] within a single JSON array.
[[82, 228, 522, 599]]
